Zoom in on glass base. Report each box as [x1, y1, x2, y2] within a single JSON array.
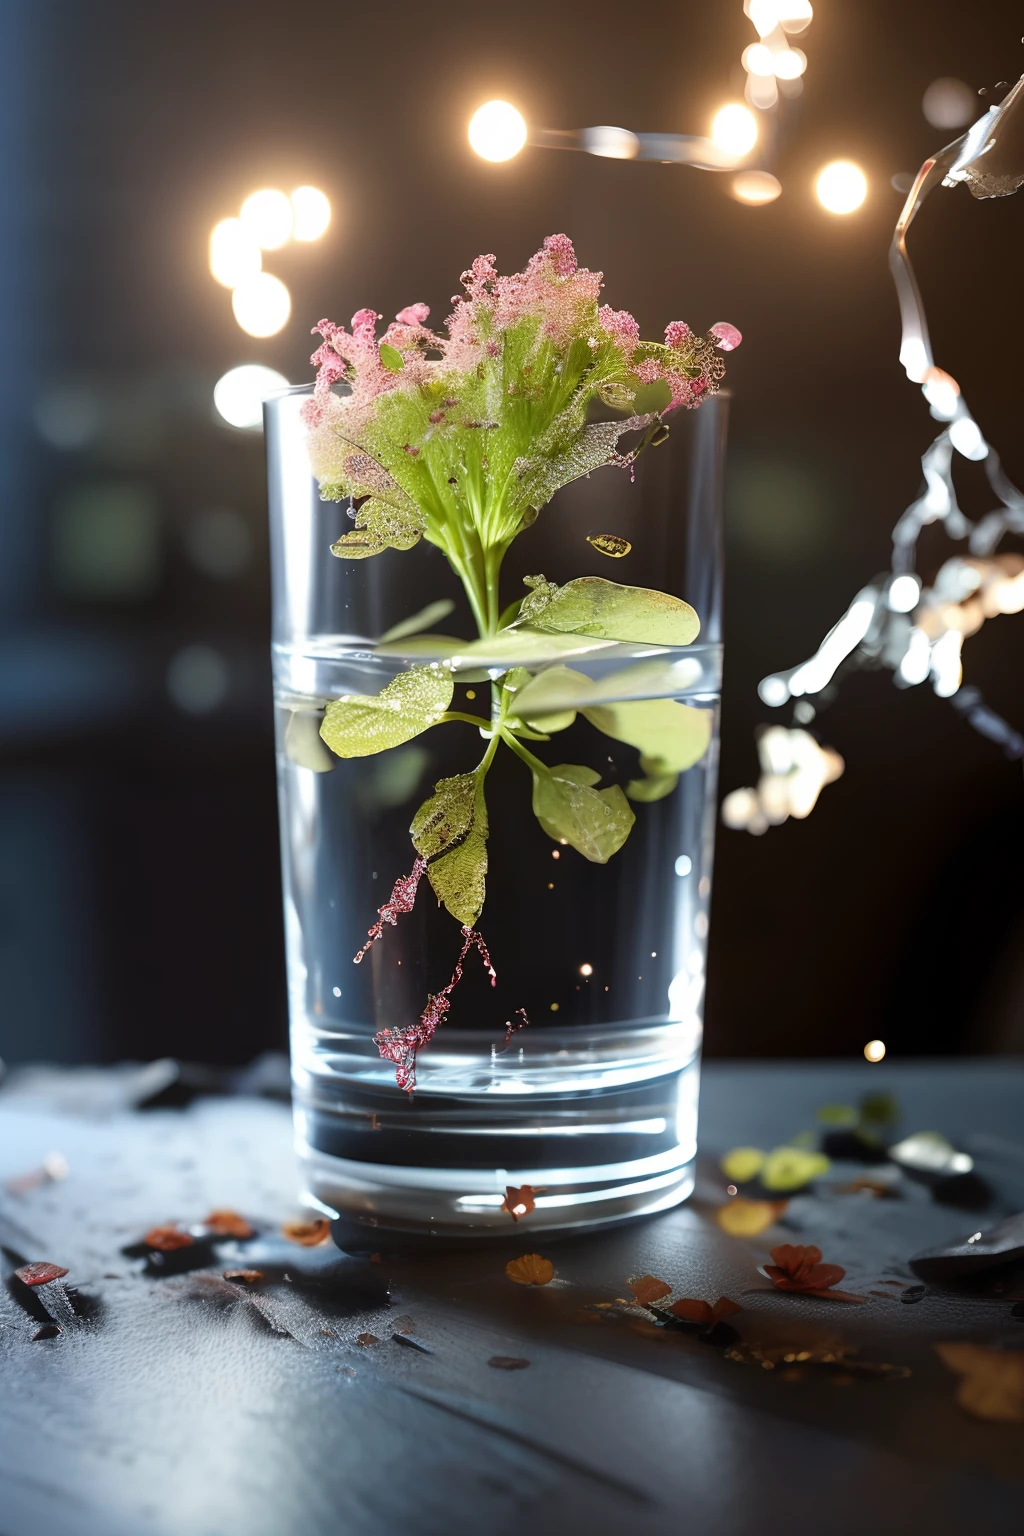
[[292, 1022, 700, 1237]]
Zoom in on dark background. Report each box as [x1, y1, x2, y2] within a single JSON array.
[[1, 0, 1023, 1069]]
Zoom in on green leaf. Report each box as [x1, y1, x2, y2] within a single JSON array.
[[720, 1147, 766, 1183], [374, 634, 469, 659], [531, 764, 635, 863], [284, 711, 336, 773], [511, 416, 651, 516], [759, 1146, 831, 1192], [583, 698, 712, 774], [379, 343, 404, 372], [411, 771, 488, 925], [815, 1104, 859, 1127], [633, 379, 673, 414], [859, 1092, 899, 1127], [522, 709, 577, 735], [331, 497, 422, 560], [442, 630, 618, 669], [501, 665, 575, 733], [626, 765, 678, 802], [517, 576, 700, 646], [320, 665, 453, 758], [378, 599, 456, 644], [512, 658, 702, 717]]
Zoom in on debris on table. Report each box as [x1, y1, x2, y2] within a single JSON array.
[[506, 1254, 554, 1286], [281, 1218, 332, 1247], [762, 1244, 865, 1302], [935, 1342, 1024, 1422]]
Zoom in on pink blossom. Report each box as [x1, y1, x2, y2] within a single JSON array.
[[633, 358, 662, 385], [599, 305, 640, 354], [710, 321, 742, 352], [395, 302, 430, 325], [664, 320, 693, 350]]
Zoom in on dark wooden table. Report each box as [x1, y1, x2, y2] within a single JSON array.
[[2, 1060, 1024, 1536]]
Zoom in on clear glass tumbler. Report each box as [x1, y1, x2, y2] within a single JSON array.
[[266, 385, 726, 1238]]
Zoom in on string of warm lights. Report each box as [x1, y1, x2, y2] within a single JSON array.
[[209, 184, 331, 430], [724, 73, 1024, 833]]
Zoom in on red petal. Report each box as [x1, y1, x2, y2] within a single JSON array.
[[805, 1288, 866, 1303], [15, 1262, 69, 1286], [712, 1297, 742, 1319], [803, 1264, 846, 1289], [668, 1298, 714, 1323]]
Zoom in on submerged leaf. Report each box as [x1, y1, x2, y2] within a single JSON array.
[[506, 1253, 554, 1286], [531, 764, 635, 862], [583, 698, 712, 774], [320, 666, 453, 758], [331, 496, 422, 560], [284, 711, 337, 773], [411, 772, 488, 926], [626, 767, 679, 803], [379, 598, 456, 644], [518, 576, 700, 647], [512, 659, 701, 716], [443, 629, 617, 669], [379, 342, 404, 372]]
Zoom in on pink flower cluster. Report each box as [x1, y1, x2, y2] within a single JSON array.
[[304, 233, 740, 427]]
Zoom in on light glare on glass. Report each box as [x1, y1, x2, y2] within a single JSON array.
[[231, 272, 292, 337], [815, 160, 868, 214], [711, 104, 758, 158], [239, 188, 294, 250], [468, 100, 528, 162], [213, 364, 289, 430], [731, 170, 782, 205], [291, 185, 331, 241], [209, 218, 262, 288]]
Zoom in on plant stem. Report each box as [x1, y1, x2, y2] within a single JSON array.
[[438, 711, 491, 729], [499, 727, 548, 777]]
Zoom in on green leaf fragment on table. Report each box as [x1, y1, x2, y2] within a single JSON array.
[[759, 1146, 831, 1192], [378, 599, 456, 644], [815, 1104, 860, 1127], [331, 497, 423, 559], [517, 575, 700, 646], [531, 764, 635, 863], [379, 342, 404, 372], [720, 1147, 767, 1183], [320, 665, 453, 759], [411, 771, 488, 925], [859, 1092, 899, 1128]]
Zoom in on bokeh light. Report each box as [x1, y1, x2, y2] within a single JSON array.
[[773, 47, 807, 80], [291, 185, 331, 241], [741, 42, 776, 77], [468, 100, 527, 162], [888, 575, 921, 613], [239, 188, 294, 250], [863, 1039, 886, 1062], [231, 273, 292, 337], [711, 104, 758, 158], [213, 364, 289, 430], [815, 160, 868, 214], [731, 170, 782, 205], [167, 644, 229, 714], [209, 217, 262, 288], [922, 77, 976, 130]]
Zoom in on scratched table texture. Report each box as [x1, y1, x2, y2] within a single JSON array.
[[2, 1060, 1024, 1536]]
